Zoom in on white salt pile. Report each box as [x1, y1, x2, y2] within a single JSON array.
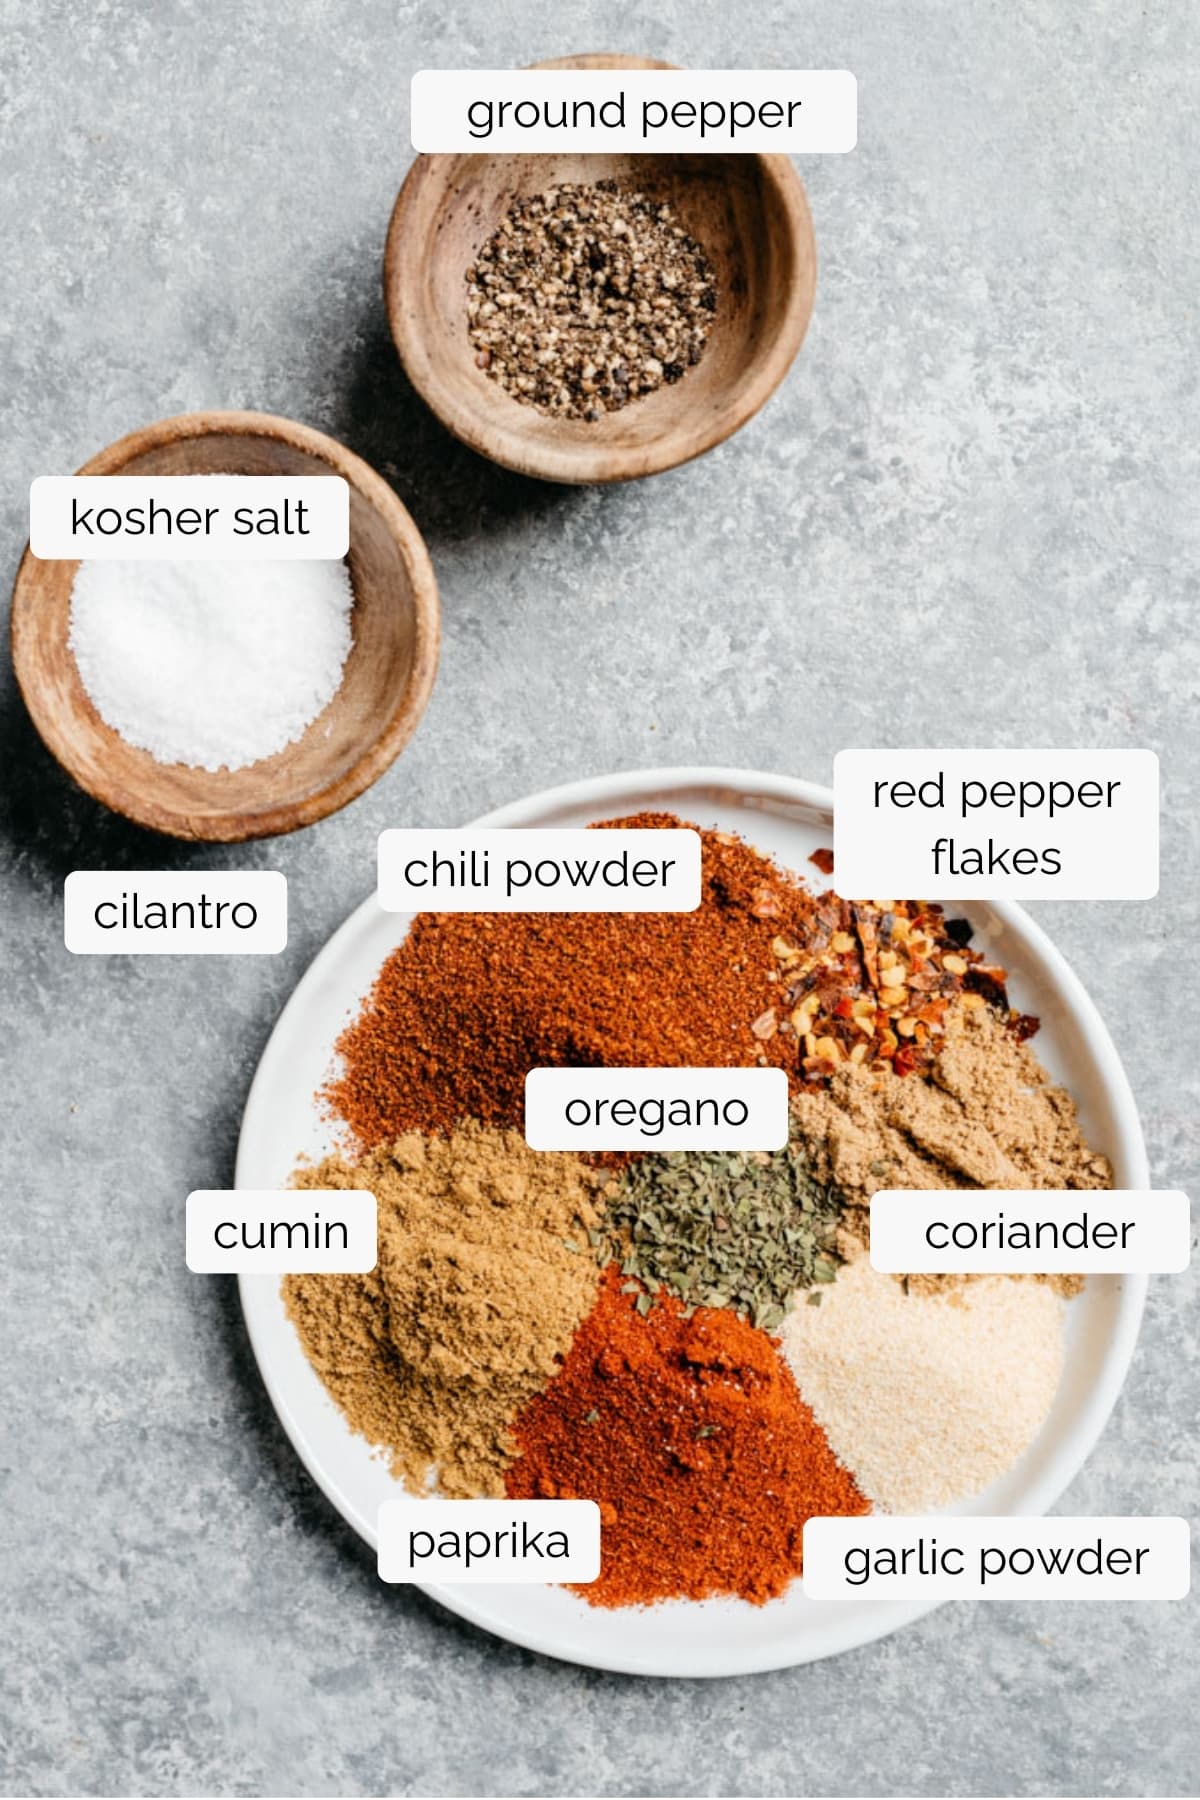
[[69, 559, 354, 772]]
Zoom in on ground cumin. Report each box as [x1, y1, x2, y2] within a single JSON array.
[[505, 1266, 868, 1608], [789, 998, 1112, 1295], [283, 1124, 603, 1496]]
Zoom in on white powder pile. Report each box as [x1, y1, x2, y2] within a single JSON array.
[[69, 559, 354, 772], [782, 1253, 1066, 1512]]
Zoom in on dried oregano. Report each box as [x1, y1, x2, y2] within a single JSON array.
[[597, 1141, 843, 1331]]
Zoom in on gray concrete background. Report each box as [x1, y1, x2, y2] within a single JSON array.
[[1, 2, 1197, 1795]]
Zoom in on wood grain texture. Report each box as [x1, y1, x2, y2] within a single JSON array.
[[10, 410, 440, 841], [384, 53, 817, 485]]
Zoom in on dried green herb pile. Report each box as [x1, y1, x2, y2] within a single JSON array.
[[597, 1142, 843, 1332], [466, 180, 717, 420]]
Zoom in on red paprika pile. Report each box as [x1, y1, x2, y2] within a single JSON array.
[[504, 1267, 868, 1608]]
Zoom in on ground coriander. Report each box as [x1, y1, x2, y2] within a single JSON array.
[[788, 998, 1111, 1297]]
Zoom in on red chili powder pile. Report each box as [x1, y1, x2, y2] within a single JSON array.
[[327, 814, 818, 1147], [504, 1267, 868, 1608]]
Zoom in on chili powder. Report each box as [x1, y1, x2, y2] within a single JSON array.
[[327, 814, 820, 1148], [327, 812, 995, 1149], [504, 1266, 868, 1608]]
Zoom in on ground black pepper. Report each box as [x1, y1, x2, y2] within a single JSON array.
[[466, 180, 717, 420]]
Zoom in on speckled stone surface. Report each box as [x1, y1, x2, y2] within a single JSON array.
[[1, 3, 1197, 1796]]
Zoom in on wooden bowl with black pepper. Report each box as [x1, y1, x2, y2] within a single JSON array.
[[385, 54, 816, 484]]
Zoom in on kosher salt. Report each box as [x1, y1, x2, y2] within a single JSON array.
[[68, 558, 354, 772]]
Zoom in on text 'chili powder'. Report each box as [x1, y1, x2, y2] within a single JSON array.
[[326, 814, 819, 1148]]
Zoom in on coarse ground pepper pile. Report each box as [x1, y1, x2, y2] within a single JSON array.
[[287, 813, 1112, 1611], [466, 180, 717, 420]]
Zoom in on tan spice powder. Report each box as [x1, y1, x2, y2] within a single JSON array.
[[283, 1124, 603, 1496], [789, 998, 1112, 1297]]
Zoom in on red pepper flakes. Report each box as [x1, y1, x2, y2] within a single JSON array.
[[325, 814, 1026, 1150]]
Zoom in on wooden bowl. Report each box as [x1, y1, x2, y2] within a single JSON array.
[[10, 411, 440, 842], [385, 54, 817, 484]]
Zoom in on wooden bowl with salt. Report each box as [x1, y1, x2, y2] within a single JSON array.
[[10, 410, 440, 842], [385, 53, 817, 485]]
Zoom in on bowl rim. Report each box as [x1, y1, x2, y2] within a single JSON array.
[[10, 408, 441, 842], [384, 54, 817, 485]]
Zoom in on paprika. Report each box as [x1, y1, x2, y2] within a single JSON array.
[[504, 1267, 869, 1608]]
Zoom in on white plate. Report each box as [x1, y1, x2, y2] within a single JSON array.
[[237, 768, 1149, 1677]]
